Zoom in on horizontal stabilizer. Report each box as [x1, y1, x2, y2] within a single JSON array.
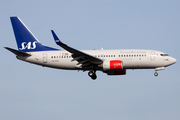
[[4, 47, 31, 56]]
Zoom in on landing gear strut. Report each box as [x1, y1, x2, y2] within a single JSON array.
[[88, 71, 97, 80], [154, 71, 158, 76]]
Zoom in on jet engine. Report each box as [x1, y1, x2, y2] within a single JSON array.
[[103, 60, 123, 71], [102, 60, 126, 75]]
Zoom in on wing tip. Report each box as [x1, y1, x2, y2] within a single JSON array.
[[51, 30, 62, 44]]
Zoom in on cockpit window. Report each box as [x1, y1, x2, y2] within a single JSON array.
[[160, 54, 169, 56]]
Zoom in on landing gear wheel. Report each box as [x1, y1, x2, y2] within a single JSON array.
[[154, 72, 158, 76], [91, 74, 97, 80], [88, 71, 97, 80], [88, 71, 94, 77]]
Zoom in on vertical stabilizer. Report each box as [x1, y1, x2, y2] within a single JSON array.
[[10, 17, 58, 52]]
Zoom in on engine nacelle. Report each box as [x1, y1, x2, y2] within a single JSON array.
[[103, 60, 123, 71], [106, 69, 126, 75]]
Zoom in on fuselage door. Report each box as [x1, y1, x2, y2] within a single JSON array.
[[150, 52, 155, 61], [43, 54, 47, 63]]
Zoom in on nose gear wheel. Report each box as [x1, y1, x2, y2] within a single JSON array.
[[154, 71, 158, 76]]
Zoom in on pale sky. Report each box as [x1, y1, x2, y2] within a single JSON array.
[[0, 0, 180, 120]]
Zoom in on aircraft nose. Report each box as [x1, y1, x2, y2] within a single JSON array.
[[171, 57, 177, 64]]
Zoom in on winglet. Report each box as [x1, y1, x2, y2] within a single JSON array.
[[51, 30, 62, 44]]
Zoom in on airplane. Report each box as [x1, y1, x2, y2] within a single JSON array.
[[5, 17, 177, 80]]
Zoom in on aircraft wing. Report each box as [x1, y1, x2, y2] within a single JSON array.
[[51, 30, 103, 67]]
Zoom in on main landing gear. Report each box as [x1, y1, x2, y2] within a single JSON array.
[[88, 71, 97, 80]]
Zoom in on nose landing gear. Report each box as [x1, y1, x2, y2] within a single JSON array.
[[154, 71, 158, 76], [88, 71, 97, 80], [154, 67, 165, 76]]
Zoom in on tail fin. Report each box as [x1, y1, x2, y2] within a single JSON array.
[[10, 17, 58, 52]]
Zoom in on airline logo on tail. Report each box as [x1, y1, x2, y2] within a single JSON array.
[[19, 41, 38, 50]]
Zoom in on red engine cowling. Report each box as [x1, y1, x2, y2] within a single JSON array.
[[106, 69, 126, 75], [103, 60, 123, 71]]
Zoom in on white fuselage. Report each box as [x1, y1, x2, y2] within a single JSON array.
[[8, 17, 177, 79], [17, 49, 176, 71]]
